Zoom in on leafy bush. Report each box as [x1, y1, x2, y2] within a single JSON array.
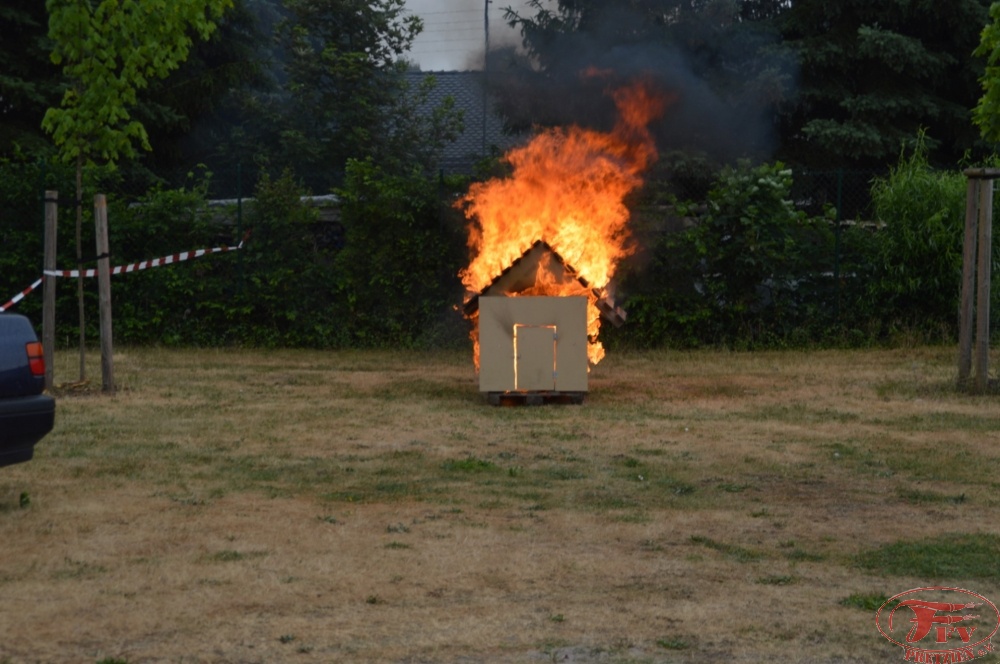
[[232, 170, 341, 347], [0, 149, 104, 340], [4, 146, 987, 351], [108, 173, 236, 345], [867, 139, 968, 339], [616, 161, 840, 348], [333, 158, 468, 347]]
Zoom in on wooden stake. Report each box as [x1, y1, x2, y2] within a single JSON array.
[[975, 180, 993, 393], [76, 156, 85, 382], [43, 191, 58, 391], [94, 195, 115, 395]]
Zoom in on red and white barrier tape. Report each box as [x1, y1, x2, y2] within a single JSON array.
[[0, 278, 43, 312], [43, 242, 243, 278], [1, 237, 246, 313]]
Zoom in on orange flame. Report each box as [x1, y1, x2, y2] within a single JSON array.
[[459, 77, 669, 367]]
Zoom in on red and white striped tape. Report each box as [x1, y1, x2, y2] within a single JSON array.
[[0, 278, 43, 313], [1, 237, 246, 313], [42, 242, 243, 278]]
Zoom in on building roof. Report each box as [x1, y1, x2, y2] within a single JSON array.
[[463, 240, 626, 326], [406, 71, 527, 175]]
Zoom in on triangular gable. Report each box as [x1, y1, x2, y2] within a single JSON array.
[[463, 240, 626, 327]]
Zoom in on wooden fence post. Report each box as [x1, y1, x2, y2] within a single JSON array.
[[94, 194, 115, 394], [975, 178, 993, 393], [960, 168, 1000, 392], [43, 191, 58, 391]]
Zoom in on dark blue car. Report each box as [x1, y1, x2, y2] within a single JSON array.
[[0, 313, 55, 467]]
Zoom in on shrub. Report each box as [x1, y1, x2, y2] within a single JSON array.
[[868, 138, 967, 340], [333, 158, 468, 348], [616, 161, 837, 348]]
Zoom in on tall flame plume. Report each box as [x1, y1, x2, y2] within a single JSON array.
[[459, 76, 669, 367]]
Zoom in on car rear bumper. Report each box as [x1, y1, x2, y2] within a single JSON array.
[[0, 394, 55, 467]]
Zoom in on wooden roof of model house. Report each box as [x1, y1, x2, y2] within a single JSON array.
[[463, 240, 627, 327]]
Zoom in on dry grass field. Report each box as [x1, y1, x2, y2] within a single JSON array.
[[1, 346, 999, 664]]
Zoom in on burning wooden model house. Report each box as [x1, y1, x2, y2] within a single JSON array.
[[463, 241, 626, 404], [457, 76, 667, 404]]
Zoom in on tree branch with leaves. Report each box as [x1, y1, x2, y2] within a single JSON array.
[[42, 0, 232, 380]]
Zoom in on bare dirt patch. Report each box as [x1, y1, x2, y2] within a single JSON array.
[[1, 347, 998, 663]]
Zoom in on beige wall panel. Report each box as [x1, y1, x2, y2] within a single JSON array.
[[479, 296, 588, 392]]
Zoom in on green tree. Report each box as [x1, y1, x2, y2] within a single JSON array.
[[43, 0, 233, 166], [0, 1, 61, 155], [43, 0, 233, 379], [274, 0, 462, 190], [136, 0, 279, 182], [974, 1, 1000, 142], [779, 0, 990, 168]]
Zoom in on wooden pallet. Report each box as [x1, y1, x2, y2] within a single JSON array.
[[486, 391, 586, 406]]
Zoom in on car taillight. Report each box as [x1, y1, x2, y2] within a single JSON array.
[[25, 341, 45, 377]]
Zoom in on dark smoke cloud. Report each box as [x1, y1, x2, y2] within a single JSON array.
[[483, 5, 796, 163]]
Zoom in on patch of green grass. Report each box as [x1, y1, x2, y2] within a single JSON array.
[[52, 559, 108, 580], [372, 481, 424, 498], [891, 411, 1000, 433], [541, 466, 587, 481], [896, 488, 968, 505], [442, 457, 498, 473], [873, 378, 956, 401], [828, 437, 993, 485], [656, 637, 689, 650], [856, 533, 1000, 582], [368, 378, 478, 403], [747, 404, 860, 424], [652, 476, 696, 496], [614, 511, 652, 524], [690, 535, 763, 563], [579, 488, 641, 511], [784, 548, 826, 562], [884, 446, 983, 483], [839, 592, 889, 611], [205, 550, 269, 563], [756, 574, 796, 585], [825, 441, 891, 476], [632, 447, 669, 457], [384, 541, 411, 550], [618, 456, 643, 468]]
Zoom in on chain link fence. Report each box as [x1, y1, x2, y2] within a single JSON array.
[[791, 169, 881, 222], [11, 154, 964, 350]]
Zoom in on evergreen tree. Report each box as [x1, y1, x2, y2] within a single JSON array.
[[273, 0, 463, 190], [779, 0, 990, 168], [973, 1, 1000, 143], [138, 0, 279, 185], [0, 1, 61, 155]]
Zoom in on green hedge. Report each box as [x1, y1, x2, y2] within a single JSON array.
[[2, 148, 996, 350]]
